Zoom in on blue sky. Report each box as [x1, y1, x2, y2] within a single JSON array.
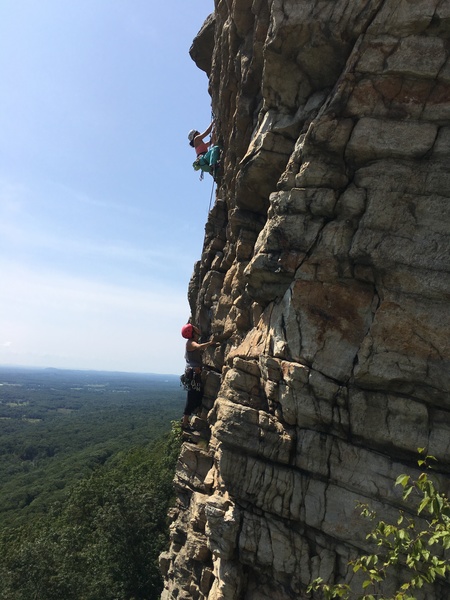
[[0, 1, 215, 374]]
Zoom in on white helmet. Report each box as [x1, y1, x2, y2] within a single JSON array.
[[188, 129, 196, 142]]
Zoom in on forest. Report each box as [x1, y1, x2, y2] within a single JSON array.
[[0, 366, 183, 599]]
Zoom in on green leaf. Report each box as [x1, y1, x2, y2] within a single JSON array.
[[403, 486, 413, 499], [396, 475, 410, 487], [400, 582, 410, 590], [418, 496, 431, 514]]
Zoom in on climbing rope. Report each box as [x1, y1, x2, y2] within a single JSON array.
[[208, 176, 215, 213], [205, 109, 217, 213]]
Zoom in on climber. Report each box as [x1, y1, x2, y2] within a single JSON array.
[[188, 121, 221, 178], [180, 323, 216, 432]]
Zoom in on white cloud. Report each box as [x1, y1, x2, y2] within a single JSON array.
[[0, 182, 193, 272], [0, 218, 181, 267], [50, 181, 149, 217]]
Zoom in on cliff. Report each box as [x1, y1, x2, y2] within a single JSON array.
[[160, 1, 450, 598]]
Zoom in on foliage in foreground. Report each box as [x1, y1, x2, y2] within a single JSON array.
[[0, 422, 182, 600], [308, 451, 450, 600]]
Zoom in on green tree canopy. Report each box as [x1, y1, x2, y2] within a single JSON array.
[[0, 423, 182, 600]]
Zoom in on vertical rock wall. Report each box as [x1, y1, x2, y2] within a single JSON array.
[[161, 1, 450, 598]]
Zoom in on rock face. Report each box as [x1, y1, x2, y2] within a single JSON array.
[[160, 1, 450, 598]]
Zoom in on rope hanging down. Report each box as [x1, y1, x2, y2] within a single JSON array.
[[208, 176, 215, 213], [208, 111, 217, 213], [207, 110, 217, 213]]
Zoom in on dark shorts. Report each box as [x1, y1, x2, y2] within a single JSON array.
[[183, 388, 203, 416], [183, 369, 203, 415]]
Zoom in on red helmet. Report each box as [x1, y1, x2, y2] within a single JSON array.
[[181, 324, 194, 339]]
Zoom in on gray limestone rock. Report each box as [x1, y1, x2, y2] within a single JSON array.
[[161, 1, 450, 599]]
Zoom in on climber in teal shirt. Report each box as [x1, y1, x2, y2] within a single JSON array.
[[188, 121, 221, 177]]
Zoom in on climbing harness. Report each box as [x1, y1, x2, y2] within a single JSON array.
[[180, 368, 202, 392], [193, 155, 210, 180]]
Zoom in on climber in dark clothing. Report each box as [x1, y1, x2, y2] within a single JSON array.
[[181, 323, 215, 431]]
